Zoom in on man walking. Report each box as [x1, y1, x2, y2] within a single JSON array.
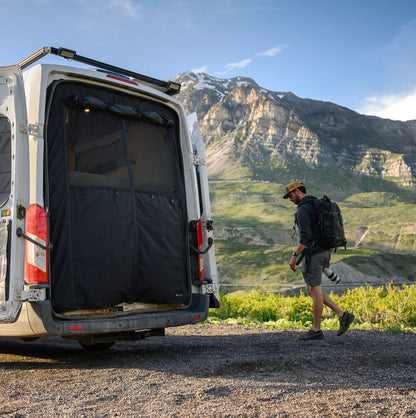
[[283, 181, 354, 340]]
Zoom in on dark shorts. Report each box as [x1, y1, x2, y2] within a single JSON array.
[[301, 250, 331, 287]]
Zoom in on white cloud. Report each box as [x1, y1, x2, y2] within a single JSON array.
[[258, 45, 283, 57], [191, 66, 208, 74], [108, 0, 142, 18], [79, 0, 141, 19], [214, 43, 283, 76], [213, 43, 283, 76], [224, 59, 252, 71], [358, 89, 416, 121]]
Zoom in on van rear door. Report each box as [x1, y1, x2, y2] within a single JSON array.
[[188, 113, 219, 307], [0, 65, 29, 322]]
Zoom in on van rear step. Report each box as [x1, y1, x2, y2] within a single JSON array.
[[61, 303, 186, 317]]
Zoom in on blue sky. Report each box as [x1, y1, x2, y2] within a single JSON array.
[[2, 0, 416, 121]]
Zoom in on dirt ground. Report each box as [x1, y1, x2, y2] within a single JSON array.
[[0, 323, 415, 417]]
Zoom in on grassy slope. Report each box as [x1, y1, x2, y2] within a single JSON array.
[[210, 167, 416, 293]]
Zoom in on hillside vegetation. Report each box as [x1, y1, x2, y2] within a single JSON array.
[[210, 167, 416, 294], [208, 285, 416, 333]]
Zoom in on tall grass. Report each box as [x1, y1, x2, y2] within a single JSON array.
[[208, 284, 416, 333]]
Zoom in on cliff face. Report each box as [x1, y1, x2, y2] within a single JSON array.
[[175, 72, 416, 187]]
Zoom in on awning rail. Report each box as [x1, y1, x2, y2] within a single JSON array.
[[17, 47, 181, 95]]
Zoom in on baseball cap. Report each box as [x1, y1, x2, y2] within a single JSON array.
[[283, 181, 303, 199]]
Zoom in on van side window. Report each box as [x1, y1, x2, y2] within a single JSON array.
[[196, 168, 204, 216], [0, 116, 11, 207]]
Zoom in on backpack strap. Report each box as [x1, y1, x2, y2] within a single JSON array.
[[291, 212, 298, 240]]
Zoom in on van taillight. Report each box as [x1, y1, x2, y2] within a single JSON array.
[[25, 204, 49, 284], [196, 219, 204, 280]]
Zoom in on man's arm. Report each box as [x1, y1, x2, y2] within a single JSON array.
[[296, 205, 314, 248], [289, 204, 314, 271], [289, 243, 307, 271]]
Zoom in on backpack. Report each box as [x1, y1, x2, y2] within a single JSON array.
[[312, 196, 347, 251]]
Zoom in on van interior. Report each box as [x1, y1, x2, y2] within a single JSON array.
[[46, 81, 190, 313]]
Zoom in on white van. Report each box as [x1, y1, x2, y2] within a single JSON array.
[[0, 47, 218, 348]]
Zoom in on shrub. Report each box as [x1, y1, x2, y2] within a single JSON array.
[[208, 284, 416, 332]]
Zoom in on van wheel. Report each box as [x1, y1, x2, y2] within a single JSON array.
[[79, 341, 115, 351]]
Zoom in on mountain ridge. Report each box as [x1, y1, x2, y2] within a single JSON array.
[[175, 72, 416, 190]]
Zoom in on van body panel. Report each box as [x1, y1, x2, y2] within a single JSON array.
[[0, 293, 209, 338], [0, 53, 218, 343], [0, 302, 47, 336], [35, 293, 208, 337], [0, 65, 30, 323]]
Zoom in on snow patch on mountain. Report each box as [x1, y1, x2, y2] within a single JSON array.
[[176, 72, 263, 103]]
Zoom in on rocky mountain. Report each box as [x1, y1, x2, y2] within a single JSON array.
[[174, 72, 416, 290], [175, 72, 416, 189]]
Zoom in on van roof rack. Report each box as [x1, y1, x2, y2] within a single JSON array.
[[17, 46, 181, 96]]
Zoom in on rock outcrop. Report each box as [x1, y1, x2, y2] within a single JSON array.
[[175, 72, 416, 186]]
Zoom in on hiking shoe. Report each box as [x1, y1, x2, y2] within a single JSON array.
[[298, 329, 324, 340], [337, 312, 355, 336]]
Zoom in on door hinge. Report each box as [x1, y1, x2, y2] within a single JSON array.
[[17, 204, 26, 220], [15, 288, 46, 302], [192, 154, 206, 166], [206, 220, 213, 231], [20, 123, 42, 137]]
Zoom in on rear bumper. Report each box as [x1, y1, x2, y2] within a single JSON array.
[[25, 293, 210, 338]]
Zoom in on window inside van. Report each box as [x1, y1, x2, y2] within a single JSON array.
[[0, 116, 11, 207]]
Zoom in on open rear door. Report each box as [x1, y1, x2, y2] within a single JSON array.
[[0, 65, 29, 322], [188, 113, 219, 307]]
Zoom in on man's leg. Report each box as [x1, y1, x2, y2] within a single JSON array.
[[299, 253, 327, 340], [307, 284, 323, 331], [322, 291, 343, 318], [322, 290, 355, 336]]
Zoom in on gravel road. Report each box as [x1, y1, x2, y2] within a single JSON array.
[[0, 323, 415, 417]]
